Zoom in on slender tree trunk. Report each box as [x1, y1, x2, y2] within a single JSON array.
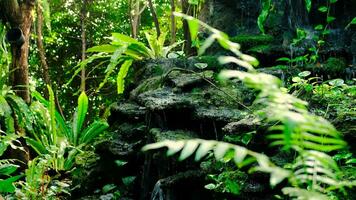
[[130, 0, 147, 38], [170, 0, 176, 44], [80, 0, 87, 92], [181, 0, 195, 56], [131, 0, 140, 38], [36, 3, 51, 98], [147, 0, 161, 37]]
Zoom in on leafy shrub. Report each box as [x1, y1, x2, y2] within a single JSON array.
[[26, 87, 108, 171]]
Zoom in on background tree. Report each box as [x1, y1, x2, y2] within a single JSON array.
[[0, 0, 36, 103]]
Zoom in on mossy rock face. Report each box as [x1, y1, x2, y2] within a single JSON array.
[[130, 76, 163, 98], [137, 88, 194, 111], [230, 34, 274, 49], [168, 70, 214, 90], [193, 107, 248, 123], [150, 128, 198, 142]]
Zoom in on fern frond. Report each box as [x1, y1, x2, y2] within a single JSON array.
[[282, 187, 329, 200], [143, 139, 291, 187], [219, 70, 347, 153], [291, 150, 342, 192]]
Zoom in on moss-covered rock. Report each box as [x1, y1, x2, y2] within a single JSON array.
[[168, 70, 214, 90], [137, 88, 194, 111], [150, 128, 198, 142], [230, 34, 274, 49], [194, 107, 248, 123]]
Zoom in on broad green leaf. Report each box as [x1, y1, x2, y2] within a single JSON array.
[[204, 183, 217, 190], [78, 120, 109, 144], [188, 0, 199, 5], [327, 16, 336, 23], [329, 79, 344, 86], [194, 63, 208, 70], [87, 44, 118, 53], [115, 160, 128, 167], [0, 164, 18, 176], [305, 0, 312, 12], [188, 18, 200, 41], [0, 175, 23, 193], [351, 17, 356, 24], [102, 184, 117, 194], [0, 95, 15, 133], [314, 24, 324, 30], [26, 137, 48, 155], [257, 0, 271, 33], [117, 59, 133, 94], [112, 33, 140, 44], [276, 57, 291, 62], [96, 47, 127, 92], [318, 6, 328, 12], [346, 159, 356, 164], [6, 95, 33, 132], [73, 92, 88, 145], [298, 71, 311, 77], [122, 176, 136, 186], [47, 85, 56, 143], [31, 91, 71, 140]]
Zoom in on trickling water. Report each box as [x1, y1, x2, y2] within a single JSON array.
[[281, 71, 286, 86], [151, 180, 165, 200]]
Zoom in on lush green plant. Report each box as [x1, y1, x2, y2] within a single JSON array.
[[68, 31, 181, 94], [0, 86, 34, 135], [257, 0, 271, 34], [0, 134, 23, 194], [143, 13, 354, 199], [15, 157, 70, 199], [26, 87, 108, 171]]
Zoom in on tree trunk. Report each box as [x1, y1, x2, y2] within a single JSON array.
[[0, 0, 36, 166], [148, 0, 161, 37], [36, 2, 51, 98], [170, 0, 176, 44], [10, 2, 35, 103], [181, 0, 196, 56], [80, 0, 87, 92]]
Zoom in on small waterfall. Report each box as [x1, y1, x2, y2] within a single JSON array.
[[286, 0, 310, 30], [151, 180, 165, 200]]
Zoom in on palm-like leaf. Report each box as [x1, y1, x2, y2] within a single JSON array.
[[72, 92, 88, 145]]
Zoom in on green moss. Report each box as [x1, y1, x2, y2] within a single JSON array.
[[196, 56, 221, 69], [150, 128, 197, 142], [130, 76, 162, 97], [323, 57, 346, 74], [230, 34, 274, 48], [248, 44, 273, 54]]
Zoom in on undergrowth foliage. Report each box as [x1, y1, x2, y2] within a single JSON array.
[[143, 13, 355, 199]]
